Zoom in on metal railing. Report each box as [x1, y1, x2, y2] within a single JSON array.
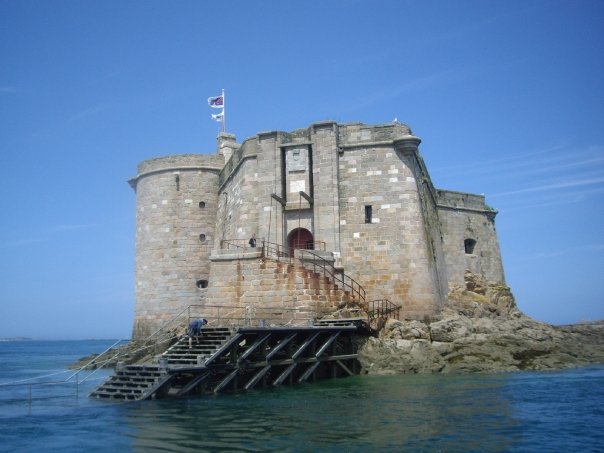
[[0, 305, 206, 407], [295, 240, 326, 251], [186, 303, 322, 328], [261, 241, 366, 306], [368, 299, 401, 320], [218, 239, 366, 306], [220, 239, 325, 252], [220, 238, 265, 251]]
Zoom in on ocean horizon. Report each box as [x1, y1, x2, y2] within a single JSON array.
[[0, 340, 602, 452]]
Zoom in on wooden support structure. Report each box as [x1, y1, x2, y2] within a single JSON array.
[[298, 190, 313, 206], [90, 321, 368, 401]]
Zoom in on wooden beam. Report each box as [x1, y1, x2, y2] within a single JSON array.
[[271, 193, 286, 206], [299, 191, 313, 205], [315, 332, 340, 357], [238, 333, 272, 363], [292, 332, 320, 359], [273, 363, 297, 386], [214, 369, 239, 393], [297, 362, 321, 383], [336, 360, 354, 376], [175, 371, 211, 397], [244, 365, 271, 390], [266, 333, 297, 360]]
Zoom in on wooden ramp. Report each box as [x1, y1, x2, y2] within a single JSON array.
[[90, 322, 368, 401]]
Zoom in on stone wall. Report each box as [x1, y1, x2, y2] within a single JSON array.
[[310, 122, 341, 252], [437, 189, 505, 287], [129, 121, 507, 337], [337, 132, 442, 319], [215, 143, 259, 248], [129, 154, 221, 338], [203, 251, 356, 325]]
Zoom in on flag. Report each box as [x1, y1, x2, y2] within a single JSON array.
[[211, 111, 224, 122], [208, 95, 224, 108]]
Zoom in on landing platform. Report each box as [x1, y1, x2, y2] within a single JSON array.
[[90, 322, 369, 401]]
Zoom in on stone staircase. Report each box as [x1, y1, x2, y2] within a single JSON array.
[[89, 327, 233, 401], [203, 258, 363, 326]]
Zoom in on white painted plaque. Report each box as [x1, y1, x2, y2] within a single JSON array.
[[290, 180, 305, 193]]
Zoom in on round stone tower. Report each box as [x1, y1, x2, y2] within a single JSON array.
[[128, 154, 223, 339]]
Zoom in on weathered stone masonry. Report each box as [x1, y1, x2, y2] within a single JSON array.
[[128, 121, 505, 339]]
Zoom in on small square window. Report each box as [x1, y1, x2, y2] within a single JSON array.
[[464, 238, 476, 254], [196, 280, 208, 289]]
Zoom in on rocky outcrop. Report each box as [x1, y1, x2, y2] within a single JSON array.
[[358, 271, 604, 374]]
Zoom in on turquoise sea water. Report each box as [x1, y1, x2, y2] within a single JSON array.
[[0, 340, 603, 452]]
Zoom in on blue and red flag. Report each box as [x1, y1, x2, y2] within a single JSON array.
[[208, 95, 224, 108]]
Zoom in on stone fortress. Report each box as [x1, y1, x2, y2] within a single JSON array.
[[128, 121, 505, 339]]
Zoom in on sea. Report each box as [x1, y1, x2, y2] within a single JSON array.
[[0, 340, 602, 452]]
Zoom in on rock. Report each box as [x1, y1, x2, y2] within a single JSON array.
[[358, 271, 604, 375], [381, 319, 430, 340], [429, 318, 473, 342]]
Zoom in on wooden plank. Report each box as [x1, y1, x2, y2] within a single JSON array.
[[336, 360, 354, 376], [273, 364, 296, 386], [203, 333, 242, 366], [298, 190, 313, 205], [238, 333, 271, 363], [315, 332, 340, 357], [297, 362, 321, 383], [292, 332, 320, 359], [213, 369, 239, 394], [175, 371, 211, 397], [265, 333, 297, 360], [139, 374, 173, 400], [244, 365, 271, 390]]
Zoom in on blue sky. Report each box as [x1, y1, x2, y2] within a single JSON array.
[[1, 0, 602, 339]]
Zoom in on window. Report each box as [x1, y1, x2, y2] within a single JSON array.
[[196, 280, 209, 289], [199, 201, 206, 208], [199, 234, 206, 242], [464, 238, 476, 254], [365, 205, 373, 224]]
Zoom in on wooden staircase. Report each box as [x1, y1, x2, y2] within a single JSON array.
[[90, 324, 366, 402], [159, 327, 232, 367], [90, 327, 233, 401]]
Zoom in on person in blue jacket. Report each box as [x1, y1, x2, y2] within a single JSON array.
[[188, 318, 208, 348]]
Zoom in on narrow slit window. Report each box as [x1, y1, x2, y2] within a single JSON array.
[[464, 238, 476, 254], [365, 205, 373, 224], [196, 280, 208, 289]]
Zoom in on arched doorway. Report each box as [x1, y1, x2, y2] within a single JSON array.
[[288, 228, 314, 250]]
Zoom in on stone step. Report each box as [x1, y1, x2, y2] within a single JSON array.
[[115, 375, 162, 382], [118, 371, 162, 379], [99, 383, 150, 391], [91, 390, 140, 400], [165, 352, 217, 360]]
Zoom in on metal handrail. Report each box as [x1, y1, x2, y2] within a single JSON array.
[[368, 299, 401, 320], [66, 304, 200, 384], [261, 241, 366, 306], [66, 338, 125, 381], [294, 240, 326, 251], [220, 238, 265, 251], [185, 303, 324, 327]]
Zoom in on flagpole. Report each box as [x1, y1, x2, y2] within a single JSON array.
[[221, 88, 226, 133]]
